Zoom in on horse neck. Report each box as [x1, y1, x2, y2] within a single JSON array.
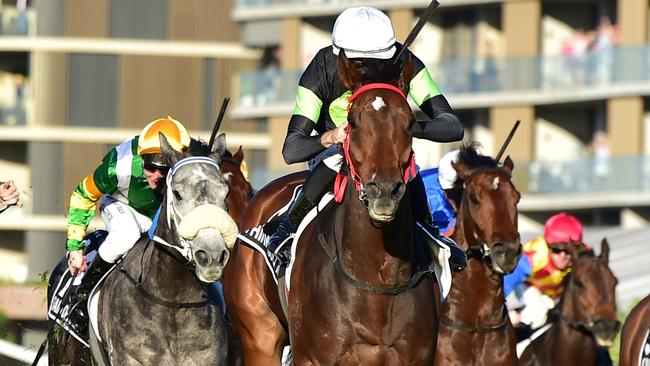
[[336, 183, 414, 284], [551, 281, 598, 354], [445, 203, 504, 318]]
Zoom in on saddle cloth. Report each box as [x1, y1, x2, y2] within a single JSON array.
[[516, 322, 552, 357], [47, 250, 116, 348], [238, 188, 452, 300]]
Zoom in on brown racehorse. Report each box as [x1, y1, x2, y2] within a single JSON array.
[[220, 146, 254, 227], [520, 239, 620, 365], [435, 145, 522, 366], [619, 293, 650, 366], [287, 54, 438, 365], [223, 171, 307, 364], [224, 51, 439, 365]]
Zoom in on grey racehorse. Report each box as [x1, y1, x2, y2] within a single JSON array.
[[92, 133, 238, 365]]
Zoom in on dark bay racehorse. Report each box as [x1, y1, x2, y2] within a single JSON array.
[[288, 53, 437, 365], [435, 146, 522, 366], [619, 293, 650, 366], [520, 239, 620, 366], [225, 50, 438, 365], [47, 134, 241, 365]]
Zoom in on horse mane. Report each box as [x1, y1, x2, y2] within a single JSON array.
[[189, 138, 234, 159], [450, 142, 498, 192]]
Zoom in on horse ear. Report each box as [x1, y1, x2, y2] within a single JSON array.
[[398, 53, 414, 93], [210, 133, 227, 161], [452, 161, 471, 182], [337, 49, 361, 91], [234, 145, 244, 163], [159, 132, 182, 166], [502, 156, 514, 176], [600, 238, 610, 264]]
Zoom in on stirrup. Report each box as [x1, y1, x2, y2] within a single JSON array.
[[66, 301, 89, 338]]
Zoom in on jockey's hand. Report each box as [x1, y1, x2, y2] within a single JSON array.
[[68, 250, 88, 275], [0, 180, 22, 208], [321, 122, 348, 148]]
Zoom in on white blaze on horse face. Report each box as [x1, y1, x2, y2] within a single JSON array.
[[492, 177, 500, 190], [372, 96, 386, 111], [223, 172, 233, 182]]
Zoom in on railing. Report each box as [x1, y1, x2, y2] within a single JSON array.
[[237, 45, 650, 108], [515, 155, 650, 195]]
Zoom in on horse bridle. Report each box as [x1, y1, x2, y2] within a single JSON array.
[[152, 156, 222, 263], [440, 167, 515, 333], [555, 257, 617, 334], [460, 167, 509, 265], [119, 156, 224, 309], [333, 83, 416, 204]]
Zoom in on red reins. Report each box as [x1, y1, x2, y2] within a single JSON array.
[[334, 83, 416, 203]]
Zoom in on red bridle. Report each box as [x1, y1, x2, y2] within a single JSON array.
[[334, 83, 416, 203]]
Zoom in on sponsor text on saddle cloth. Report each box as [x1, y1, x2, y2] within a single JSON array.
[[48, 244, 114, 348], [238, 187, 453, 300]]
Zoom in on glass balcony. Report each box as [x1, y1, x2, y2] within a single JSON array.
[[515, 155, 650, 195], [0, 72, 27, 126], [0, 6, 31, 36], [237, 45, 650, 108]]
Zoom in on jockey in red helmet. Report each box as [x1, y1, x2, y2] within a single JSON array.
[[504, 212, 590, 328]]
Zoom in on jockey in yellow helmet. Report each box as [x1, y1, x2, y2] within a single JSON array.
[[65, 116, 190, 337]]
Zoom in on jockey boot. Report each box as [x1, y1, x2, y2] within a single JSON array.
[[67, 256, 113, 337], [410, 174, 467, 272], [267, 193, 317, 264]]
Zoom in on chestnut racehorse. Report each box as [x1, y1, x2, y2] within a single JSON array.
[[224, 51, 439, 365], [435, 145, 522, 366], [520, 239, 620, 365], [619, 293, 650, 366]]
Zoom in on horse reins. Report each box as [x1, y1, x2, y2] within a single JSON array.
[[440, 306, 510, 333], [118, 240, 210, 309], [334, 83, 416, 204]]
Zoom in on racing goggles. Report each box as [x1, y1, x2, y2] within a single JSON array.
[[142, 153, 170, 174]]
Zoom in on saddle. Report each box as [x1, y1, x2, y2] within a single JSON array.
[[238, 187, 453, 302]]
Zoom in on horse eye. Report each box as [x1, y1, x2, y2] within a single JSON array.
[[173, 190, 182, 201], [469, 192, 479, 204], [574, 279, 584, 288]]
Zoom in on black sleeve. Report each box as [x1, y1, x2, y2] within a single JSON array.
[[282, 116, 326, 164], [412, 94, 464, 142]]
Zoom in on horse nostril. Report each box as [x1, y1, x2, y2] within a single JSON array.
[[195, 250, 210, 266], [392, 182, 405, 199], [217, 249, 229, 266], [365, 182, 381, 198]]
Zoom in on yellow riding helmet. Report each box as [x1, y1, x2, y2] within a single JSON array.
[[137, 116, 190, 155]]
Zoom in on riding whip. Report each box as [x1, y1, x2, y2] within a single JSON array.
[[209, 97, 230, 146], [495, 120, 520, 163], [393, 0, 440, 63]]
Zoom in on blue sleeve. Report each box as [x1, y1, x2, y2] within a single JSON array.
[[503, 255, 532, 297], [420, 168, 455, 232], [148, 206, 162, 239]]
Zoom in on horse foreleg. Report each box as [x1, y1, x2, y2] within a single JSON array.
[[236, 301, 288, 366]]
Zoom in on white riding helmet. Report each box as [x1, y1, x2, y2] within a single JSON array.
[[438, 150, 461, 190], [332, 6, 396, 60]]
